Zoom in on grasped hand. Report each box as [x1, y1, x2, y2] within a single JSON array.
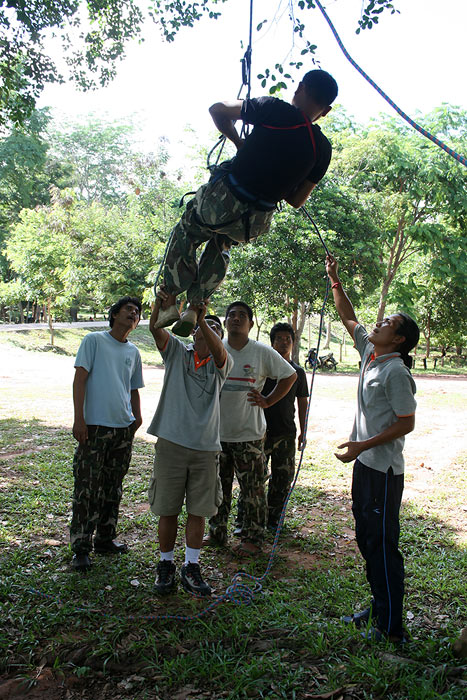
[[247, 389, 269, 408], [73, 419, 88, 444], [196, 301, 208, 324], [335, 440, 363, 463], [298, 433, 306, 450], [325, 253, 339, 282]]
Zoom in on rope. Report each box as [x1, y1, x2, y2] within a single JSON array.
[[314, 0, 467, 168], [29, 206, 331, 623]]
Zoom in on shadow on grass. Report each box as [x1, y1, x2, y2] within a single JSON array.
[[1, 417, 466, 700]]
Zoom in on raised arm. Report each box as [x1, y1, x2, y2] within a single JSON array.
[[325, 254, 358, 339], [196, 304, 227, 368], [209, 100, 244, 150], [149, 299, 170, 351]]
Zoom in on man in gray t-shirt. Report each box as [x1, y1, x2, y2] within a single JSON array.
[[148, 295, 233, 597], [70, 296, 144, 572]]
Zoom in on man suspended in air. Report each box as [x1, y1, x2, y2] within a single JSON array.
[[154, 69, 338, 336]]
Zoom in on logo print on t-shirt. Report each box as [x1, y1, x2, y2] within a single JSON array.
[[243, 364, 254, 378]]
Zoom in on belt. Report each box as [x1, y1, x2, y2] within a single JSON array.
[[227, 174, 276, 212]]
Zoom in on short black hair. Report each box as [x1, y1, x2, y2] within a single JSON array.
[[108, 296, 142, 328], [270, 322, 295, 344], [395, 312, 420, 370], [224, 301, 253, 322], [302, 69, 338, 106]]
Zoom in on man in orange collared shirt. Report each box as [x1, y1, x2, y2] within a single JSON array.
[[147, 297, 233, 597], [326, 254, 420, 644]]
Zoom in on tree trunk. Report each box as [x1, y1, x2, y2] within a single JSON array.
[[48, 298, 54, 346], [254, 312, 263, 341], [323, 319, 332, 349], [19, 302, 24, 324], [376, 278, 392, 322], [425, 308, 431, 358], [293, 302, 309, 364]]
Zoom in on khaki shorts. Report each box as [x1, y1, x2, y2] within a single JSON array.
[[148, 438, 223, 517]]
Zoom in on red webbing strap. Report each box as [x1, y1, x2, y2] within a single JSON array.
[[260, 112, 316, 159]]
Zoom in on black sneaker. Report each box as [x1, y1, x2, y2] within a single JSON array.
[[180, 563, 211, 597], [154, 560, 176, 595]]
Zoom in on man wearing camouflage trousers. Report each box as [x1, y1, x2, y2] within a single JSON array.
[[262, 323, 309, 532], [70, 297, 144, 571], [204, 302, 296, 556], [154, 69, 338, 338]]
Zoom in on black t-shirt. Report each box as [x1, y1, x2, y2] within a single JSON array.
[[229, 96, 332, 203], [262, 360, 309, 436]]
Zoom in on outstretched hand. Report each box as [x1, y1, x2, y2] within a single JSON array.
[[335, 440, 364, 463]]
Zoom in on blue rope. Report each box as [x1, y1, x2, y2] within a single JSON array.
[[314, 0, 467, 168]]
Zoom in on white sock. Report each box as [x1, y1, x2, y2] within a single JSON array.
[[185, 546, 200, 565], [160, 550, 174, 562]]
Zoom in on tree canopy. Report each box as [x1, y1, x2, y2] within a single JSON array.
[[0, 0, 399, 126]]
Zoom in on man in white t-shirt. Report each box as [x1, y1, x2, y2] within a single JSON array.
[[70, 296, 144, 571], [205, 301, 297, 556]]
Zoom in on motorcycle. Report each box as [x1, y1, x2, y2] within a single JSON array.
[[305, 348, 338, 371]]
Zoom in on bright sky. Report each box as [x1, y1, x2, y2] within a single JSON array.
[[39, 0, 467, 157]]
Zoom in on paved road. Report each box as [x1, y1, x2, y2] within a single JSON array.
[[0, 320, 149, 332]]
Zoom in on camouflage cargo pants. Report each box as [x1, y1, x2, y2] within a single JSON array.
[[70, 425, 134, 554], [163, 177, 274, 303], [208, 439, 266, 546], [265, 433, 296, 526]]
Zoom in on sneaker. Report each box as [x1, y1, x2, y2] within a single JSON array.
[[180, 563, 211, 596], [341, 607, 372, 628], [94, 539, 128, 554], [154, 560, 177, 595], [172, 308, 197, 337], [152, 304, 180, 330], [71, 553, 92, 571]]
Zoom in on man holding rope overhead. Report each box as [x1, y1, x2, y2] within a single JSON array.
[[147, 294, 233, 596], [154, 69, 338, 337], [326, 254, 419, 644]]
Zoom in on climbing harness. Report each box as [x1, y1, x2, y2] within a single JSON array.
[[314, 0, 467, 168]]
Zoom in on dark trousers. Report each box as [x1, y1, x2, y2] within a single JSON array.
[[70, 425, 134, 553], [352, 459, 405, 636]]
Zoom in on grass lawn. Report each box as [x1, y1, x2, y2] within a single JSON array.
[[0, 333, 466, 699]]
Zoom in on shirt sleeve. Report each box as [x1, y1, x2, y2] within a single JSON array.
[[241, 96, 276, 125], [160, 333, 184, 363], [131, 350, 144, 390], [74, 333, 96, 372], [295, 366, 309, 398], [216, 351, 234, 380], [353, 324, 372, 360], [264, 346, 297, 381], [307, 127, 332, 184]]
